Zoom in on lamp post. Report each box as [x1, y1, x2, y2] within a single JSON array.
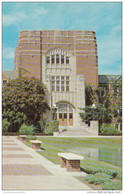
[[52, 103, 58, 120], [92, 103, 96, 121]]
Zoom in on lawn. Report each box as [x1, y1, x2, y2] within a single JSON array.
[[36, 137, 122, 166], [24, 136, 122, 190]]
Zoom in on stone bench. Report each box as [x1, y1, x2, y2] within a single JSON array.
[[58, 153, 84, 172], [30, 140, 42, 150], [18, 135, 27, 141]]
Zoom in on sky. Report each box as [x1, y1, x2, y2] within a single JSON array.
[[2, 1, 122, 75]]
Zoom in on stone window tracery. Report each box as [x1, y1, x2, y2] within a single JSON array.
[[46, 48, 70, 65]]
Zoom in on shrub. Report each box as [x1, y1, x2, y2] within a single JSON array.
[[100, 123, 122, 135], [44, 128, 53, 135], [19, 124, 35, 135], [45, 120, 59, 133], [85, 173, 112, 185], [116, 172, 122, 180], [101, 180, 122, 190], [81, 158, 120, 178], [2, 119, 10, 133], [26, 135, 37, 140]]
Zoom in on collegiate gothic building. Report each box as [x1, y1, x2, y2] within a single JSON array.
[[14, 30, 98, 128]]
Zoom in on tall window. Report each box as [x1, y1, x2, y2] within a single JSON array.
[[51, 55, 54, 64], [46, 56, 50, 64], [66, 56, 69, 64], [61, 55, 64, 64], [66, 76, 69, 91], [56, 54, 59, 64]]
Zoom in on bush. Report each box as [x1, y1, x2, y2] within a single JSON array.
[[2, 119, 10, 133], [101, 180, 122, 190], [19, 124, 35, 135], [45, 120, 59, 133], [100, 123, 122, 135], [2, 119, 21, 133], [85, 173, 112, 185], [26, 135, 37, 140], [116, 172, 122, 180], [44, 128, 53, 135], [81, 158, 120, 178]]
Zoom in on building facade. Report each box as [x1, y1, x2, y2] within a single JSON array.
[[14, 30, 98, 128]]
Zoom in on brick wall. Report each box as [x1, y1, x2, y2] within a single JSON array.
[[15, 30, 98, 86]]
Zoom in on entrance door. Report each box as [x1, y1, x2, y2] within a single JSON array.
[[57, 103, 73, 126], [59, 113, 67, 126], [69, 113, 73, 126]]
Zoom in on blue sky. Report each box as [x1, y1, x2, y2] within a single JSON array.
[[2, 2, 122, 75]]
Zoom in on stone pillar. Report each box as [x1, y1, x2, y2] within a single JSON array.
[[60, 157, 66, 168], [90, 120, 99, 135], [66, 160, 80, 172]]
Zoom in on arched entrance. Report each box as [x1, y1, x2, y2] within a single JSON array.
[[56, 103, 73, 126]]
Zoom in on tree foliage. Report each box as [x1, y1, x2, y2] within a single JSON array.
[[80, 88, 112, 125], [110, 78, 122, 123], [85, 84, 96, 106], [80, 77, 122, 126], [2, 77, 50, 132]]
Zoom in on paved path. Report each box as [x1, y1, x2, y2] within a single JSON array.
[[2, 136, 91, 190]]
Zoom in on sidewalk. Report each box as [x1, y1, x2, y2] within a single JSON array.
[[2, 136, 91, 190]]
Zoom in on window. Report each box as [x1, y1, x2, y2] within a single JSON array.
[[51, 81, 55, 91], [69, 113, 73, 119], [66, 79, 69, 91], [64, 113, 67, 119], [61, 55, 64, 64], [59, 113, 62, 119], [56, 80, 60, 91], [46, 50, 70, 65], [61, 80, 64, 91], [57, 103, 73, 114], [51, 55, 54, 64], [51, 76, 70, 92], [66, 56, 69, 64], [56, 54, 59, 64], [46, 56, 50, 64]]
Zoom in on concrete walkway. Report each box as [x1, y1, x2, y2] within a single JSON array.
[[2, 136, 91, 190]]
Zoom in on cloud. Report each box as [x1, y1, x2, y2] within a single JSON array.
[[3, 47, 15, 60], [3, 11, 27, 27], [2, 4, 48, 28]]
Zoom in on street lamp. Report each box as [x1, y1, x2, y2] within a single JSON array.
[[92, 103, 96, 120], [52, 103, 58, 120]]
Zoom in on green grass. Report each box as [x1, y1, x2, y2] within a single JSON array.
[[23, 136, 122, 190], [36, 137, 122, 166]]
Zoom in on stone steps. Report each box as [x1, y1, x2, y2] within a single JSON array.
[[58, 128, 97, 136]]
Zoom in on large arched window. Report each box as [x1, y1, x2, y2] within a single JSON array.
[[46, 48, 71, 65]]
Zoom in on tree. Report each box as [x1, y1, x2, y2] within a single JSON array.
[[85, 84, 96, 106], [2, 77, 50, 132], [80, 87, 112, 126], [110, 77, 122, 123]]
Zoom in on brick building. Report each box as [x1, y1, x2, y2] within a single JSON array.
[[14, 30, 98, 128]]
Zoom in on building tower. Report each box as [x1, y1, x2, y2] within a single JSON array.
[[15, 30, 98, 128]]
